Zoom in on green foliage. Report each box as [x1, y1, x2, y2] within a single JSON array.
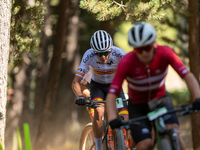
[[23, 123, 32, 150], [17, 127, 22, 150], [114, 21, 132, 52], [10, 0, 46, 66], [79, 9, 101, 55], [80, 0, 122, 21], [0, 140, 2, 150], [114, 6, 189, 67], [168, 89, 190, 106], [80, 0, 173, 22], [149, 2, 189, 65]]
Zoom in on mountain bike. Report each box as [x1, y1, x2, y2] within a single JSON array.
[[77, 98, 133, 150], [119, 102, 200, 150]]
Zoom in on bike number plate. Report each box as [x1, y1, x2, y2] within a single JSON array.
[[116, 98, 124, 109], [147, 107, 167, 121]]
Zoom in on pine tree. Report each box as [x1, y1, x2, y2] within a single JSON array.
[[79, 0, 173, 22]]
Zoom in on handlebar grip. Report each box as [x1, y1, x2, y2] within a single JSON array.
[[75, 100, 78, 104], [193, 99, 200, 110]]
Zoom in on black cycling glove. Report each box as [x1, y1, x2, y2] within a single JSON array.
[[75, 95, 87, 105], [192, 98, 200, 110], [109, 118, 123, 129]]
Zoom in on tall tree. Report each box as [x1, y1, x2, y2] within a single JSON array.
[[34, 0, 69, 149], [188, 0, 200, 149], [51, 0, 82, 146], [0, 0, 12, 149], [80, 0, 172, 22], [5, 0, 45, 149], [31, 0, 51, 144]]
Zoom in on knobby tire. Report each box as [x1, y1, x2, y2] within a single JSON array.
[[113, 128, 126, 150], [160, 138, 172, 150], [102, 120, 109, 150]]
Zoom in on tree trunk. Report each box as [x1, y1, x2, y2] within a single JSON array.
[[188, 0, 200, 150], [0, 0, 12, 148], [51, 0, 86, 147], [34, 0, 69, 149], [31, 0, 51, 144]]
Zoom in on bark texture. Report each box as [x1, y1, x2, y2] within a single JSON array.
[[0, 0, 12, 149]]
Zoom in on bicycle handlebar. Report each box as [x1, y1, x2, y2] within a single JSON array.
[[120, 103, 199, 128], [84, 98, 129, 109]]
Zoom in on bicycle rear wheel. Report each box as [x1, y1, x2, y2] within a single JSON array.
[[79, 123, 95, 150], [113, 128, 126, 150]]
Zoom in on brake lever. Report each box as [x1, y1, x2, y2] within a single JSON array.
[[86, 101, 101, 109]]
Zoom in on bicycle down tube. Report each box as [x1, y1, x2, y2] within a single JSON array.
[[120, 103, 199, 150]]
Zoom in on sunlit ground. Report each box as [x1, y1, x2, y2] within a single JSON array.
[[47, 141, 78, 150]]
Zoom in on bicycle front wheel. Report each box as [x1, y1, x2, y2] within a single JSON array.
[[113, 128, 126, 150], [102, 120, 109, 150], [79, 123, 96, 150], [160, 138, 172, 150]]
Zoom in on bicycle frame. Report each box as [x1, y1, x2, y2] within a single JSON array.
[[103, 98, 131, 150], [79, 98, 131, 150], [154, 116, 180, 150], [121, 104, 197, 150]]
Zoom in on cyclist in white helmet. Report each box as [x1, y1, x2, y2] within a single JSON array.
[[106, 21, 200, 150], [72, 30, 128, 150]]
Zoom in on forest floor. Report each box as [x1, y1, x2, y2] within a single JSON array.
[[47, 114, 194, 150]]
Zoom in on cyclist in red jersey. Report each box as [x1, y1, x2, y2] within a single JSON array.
[[106, 21, 200, 150]]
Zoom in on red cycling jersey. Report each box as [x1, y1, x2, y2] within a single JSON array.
[[108, 45, 189, 104]]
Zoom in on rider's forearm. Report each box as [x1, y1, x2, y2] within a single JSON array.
[[184, 72, 200, 100], [72, 80, 83, 97], [72, 77, 90, 98], [106, 93, 118, 122], [80, 84, 90, 98]]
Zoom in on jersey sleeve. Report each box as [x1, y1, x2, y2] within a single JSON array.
[[165, 47, 189, 78], [81, 68, 91, 85], [75, 50, 91, 78], [108, 56, 128, 96]]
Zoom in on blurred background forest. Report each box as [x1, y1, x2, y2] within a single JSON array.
[[4, 0, 200, 149]]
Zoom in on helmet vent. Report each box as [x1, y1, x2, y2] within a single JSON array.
[[143, 34, 153, 44], [139, 25, 144, 40], [90, 30, 113, 52], [92, 37, 99, 50], [131, 28, 136, 42], [127, 22, 156, 48]]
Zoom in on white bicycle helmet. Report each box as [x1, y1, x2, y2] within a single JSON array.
[[128, 22, 156, 48], [90, 30, 113, 53]]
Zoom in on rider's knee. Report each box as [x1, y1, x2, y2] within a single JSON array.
[[94, 107, 104, 118], [165, 123, 180, 134], [136, 138, 154, 150]]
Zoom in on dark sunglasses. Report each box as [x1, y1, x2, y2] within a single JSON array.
[[95, 51, 110, 57], [134, 44, 153, 54]]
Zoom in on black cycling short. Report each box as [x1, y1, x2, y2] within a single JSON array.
[[90, 80, 127, 107], [128, 95, 179, 144]]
